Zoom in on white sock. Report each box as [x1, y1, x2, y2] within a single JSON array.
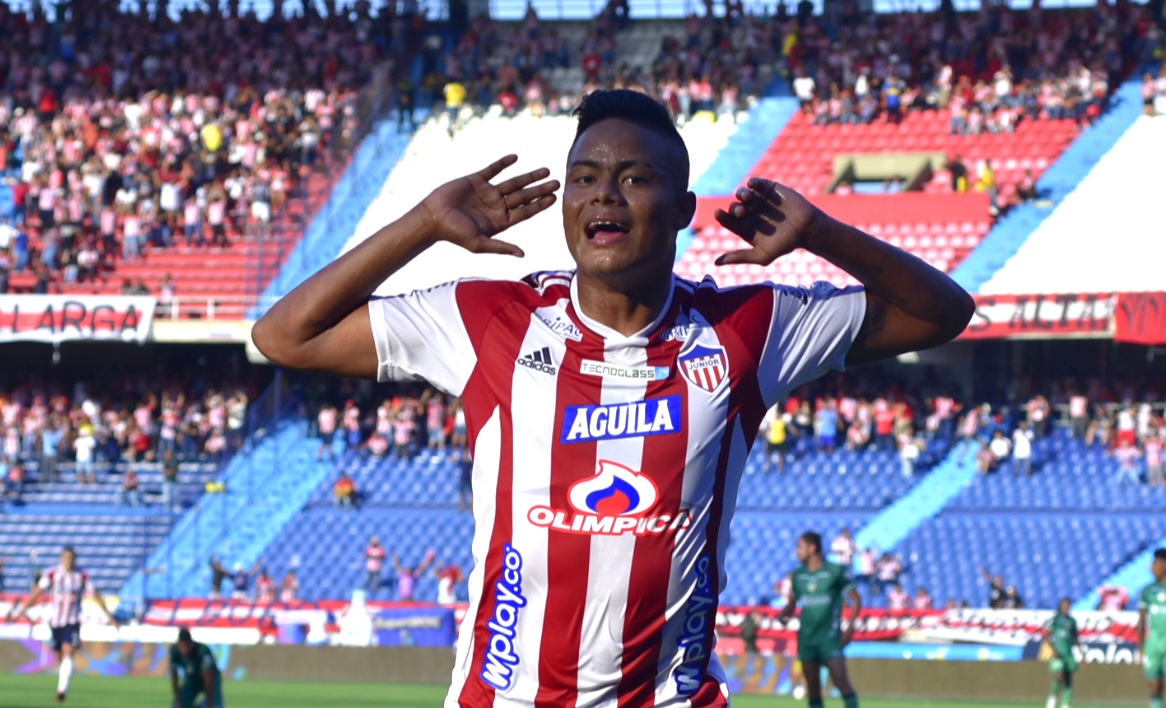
[[1046, 697, 1056, 708], [57, 656, 73, 694]]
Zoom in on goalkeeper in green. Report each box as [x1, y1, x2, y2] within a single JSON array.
[[1139, 548, 1166, 708], [777, 531, 862, 708], [1043, 597, 1080, 708]]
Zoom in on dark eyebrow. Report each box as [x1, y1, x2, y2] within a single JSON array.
[[568, 159, 662, 172]]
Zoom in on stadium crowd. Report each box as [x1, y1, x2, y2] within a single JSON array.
[[0, 0, 391, 292], [760, 372, 1166, 486], [431, 2, 776, 131], [0, 374, 254, 503], [789, 2, 1165, 129], [314, 390, 468, 464]]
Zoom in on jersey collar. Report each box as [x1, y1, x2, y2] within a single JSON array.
[[568, 273, 676, 349]]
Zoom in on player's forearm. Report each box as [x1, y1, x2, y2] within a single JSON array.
[[252, 205, 436, 367], [802, 213, 975, 345]]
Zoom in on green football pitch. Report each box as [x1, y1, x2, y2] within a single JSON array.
[[0, 675, 1084, 708]]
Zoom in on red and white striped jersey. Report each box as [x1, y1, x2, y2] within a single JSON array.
[[39, 565, 91, 628], [369, 272, 865, 707]]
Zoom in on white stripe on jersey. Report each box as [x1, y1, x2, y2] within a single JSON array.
[[41, 566, 89, 628], [575, 344, 651, 708], [505, 309, 567, 705]]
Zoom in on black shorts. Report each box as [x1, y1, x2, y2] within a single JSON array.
[[51, 623, 81, 652]]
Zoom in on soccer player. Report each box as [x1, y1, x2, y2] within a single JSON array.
[[252, 89, 973, 704], [777, 531, 862, 708], [1044, 597, 1080, 708], [170, 628, 224, 708], [5, 546, 119, 703], [1139, 548, 1166, 708]]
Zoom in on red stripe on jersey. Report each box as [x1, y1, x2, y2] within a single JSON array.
[[615, 332, 689, 707], [690, 677, 730, 707], [683, 288, 772, 691], [456, 288, 530, 708], [534, 333, 607, 708]]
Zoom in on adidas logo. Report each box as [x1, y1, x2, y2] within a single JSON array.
[[517, 347, 557, 375]]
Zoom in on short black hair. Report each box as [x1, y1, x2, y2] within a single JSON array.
[[800, 531, 823, 554], [177, 628, 193, 643], [572, 89, 690, 189], [1155, 548, 1166, 561], [61, 546, 75, 555]]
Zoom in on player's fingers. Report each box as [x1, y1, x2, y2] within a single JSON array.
[[713, 208, 756, 241], [508, 194, 557, 226], [477, 154, 519, 182], [715, 248, 766, 267], [507, 179, 560, 209], [496, 167, 553, 195], [470, 236, 525, 258]]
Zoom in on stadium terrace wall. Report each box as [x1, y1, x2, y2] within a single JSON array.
[[0, 641, 1146, 704]]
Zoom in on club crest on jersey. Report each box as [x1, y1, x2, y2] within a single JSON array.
[[678, 344, 728, 393], [527, 460, 691, 536]]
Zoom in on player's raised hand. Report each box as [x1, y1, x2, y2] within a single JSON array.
[[420, 154, 560, 258], [713, 178, 820, 267]]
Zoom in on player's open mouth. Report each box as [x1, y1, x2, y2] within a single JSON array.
[[584, 218, 631, 245]]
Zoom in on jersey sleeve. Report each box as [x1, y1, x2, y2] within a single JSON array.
[[756, 282, 866, 406], [1141, 586, 1152, 611], [37, 573, 51, 591], [367, 281, 477, 395]]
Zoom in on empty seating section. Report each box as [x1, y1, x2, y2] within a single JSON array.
[[735, 445, 947, 511], [763, 110, 1080, 202], [18, 461, 221, 507], [673, 109, 1081, 288], [895, 428, 1166, 609], [264, 508, 475, 603], [0, 460, 223, 595], [0, 513, 172, 593], [726, 512, 869, 606], [896, 513, 1166, 611], [676, 191, 992, 287], [308, 451, 466, 508]]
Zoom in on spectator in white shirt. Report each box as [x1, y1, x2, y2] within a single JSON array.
[[989, 430, 1012, 464], [831, 528, 856, 567], [1011, 421, 1034, 477]]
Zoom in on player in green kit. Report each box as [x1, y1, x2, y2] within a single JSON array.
[[1138, 549, 1166, 708], [778, 531, 862, 708], [1043, 598, 1080, 708], [169, 628, 224, 708]]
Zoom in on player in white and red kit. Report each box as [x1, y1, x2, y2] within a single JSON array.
[[6, 547, 119, 703], [365, 536, 388, 595], [253, 90, 974, 706]]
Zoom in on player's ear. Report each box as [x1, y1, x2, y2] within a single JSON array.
[[675, 190, 696, 232]]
